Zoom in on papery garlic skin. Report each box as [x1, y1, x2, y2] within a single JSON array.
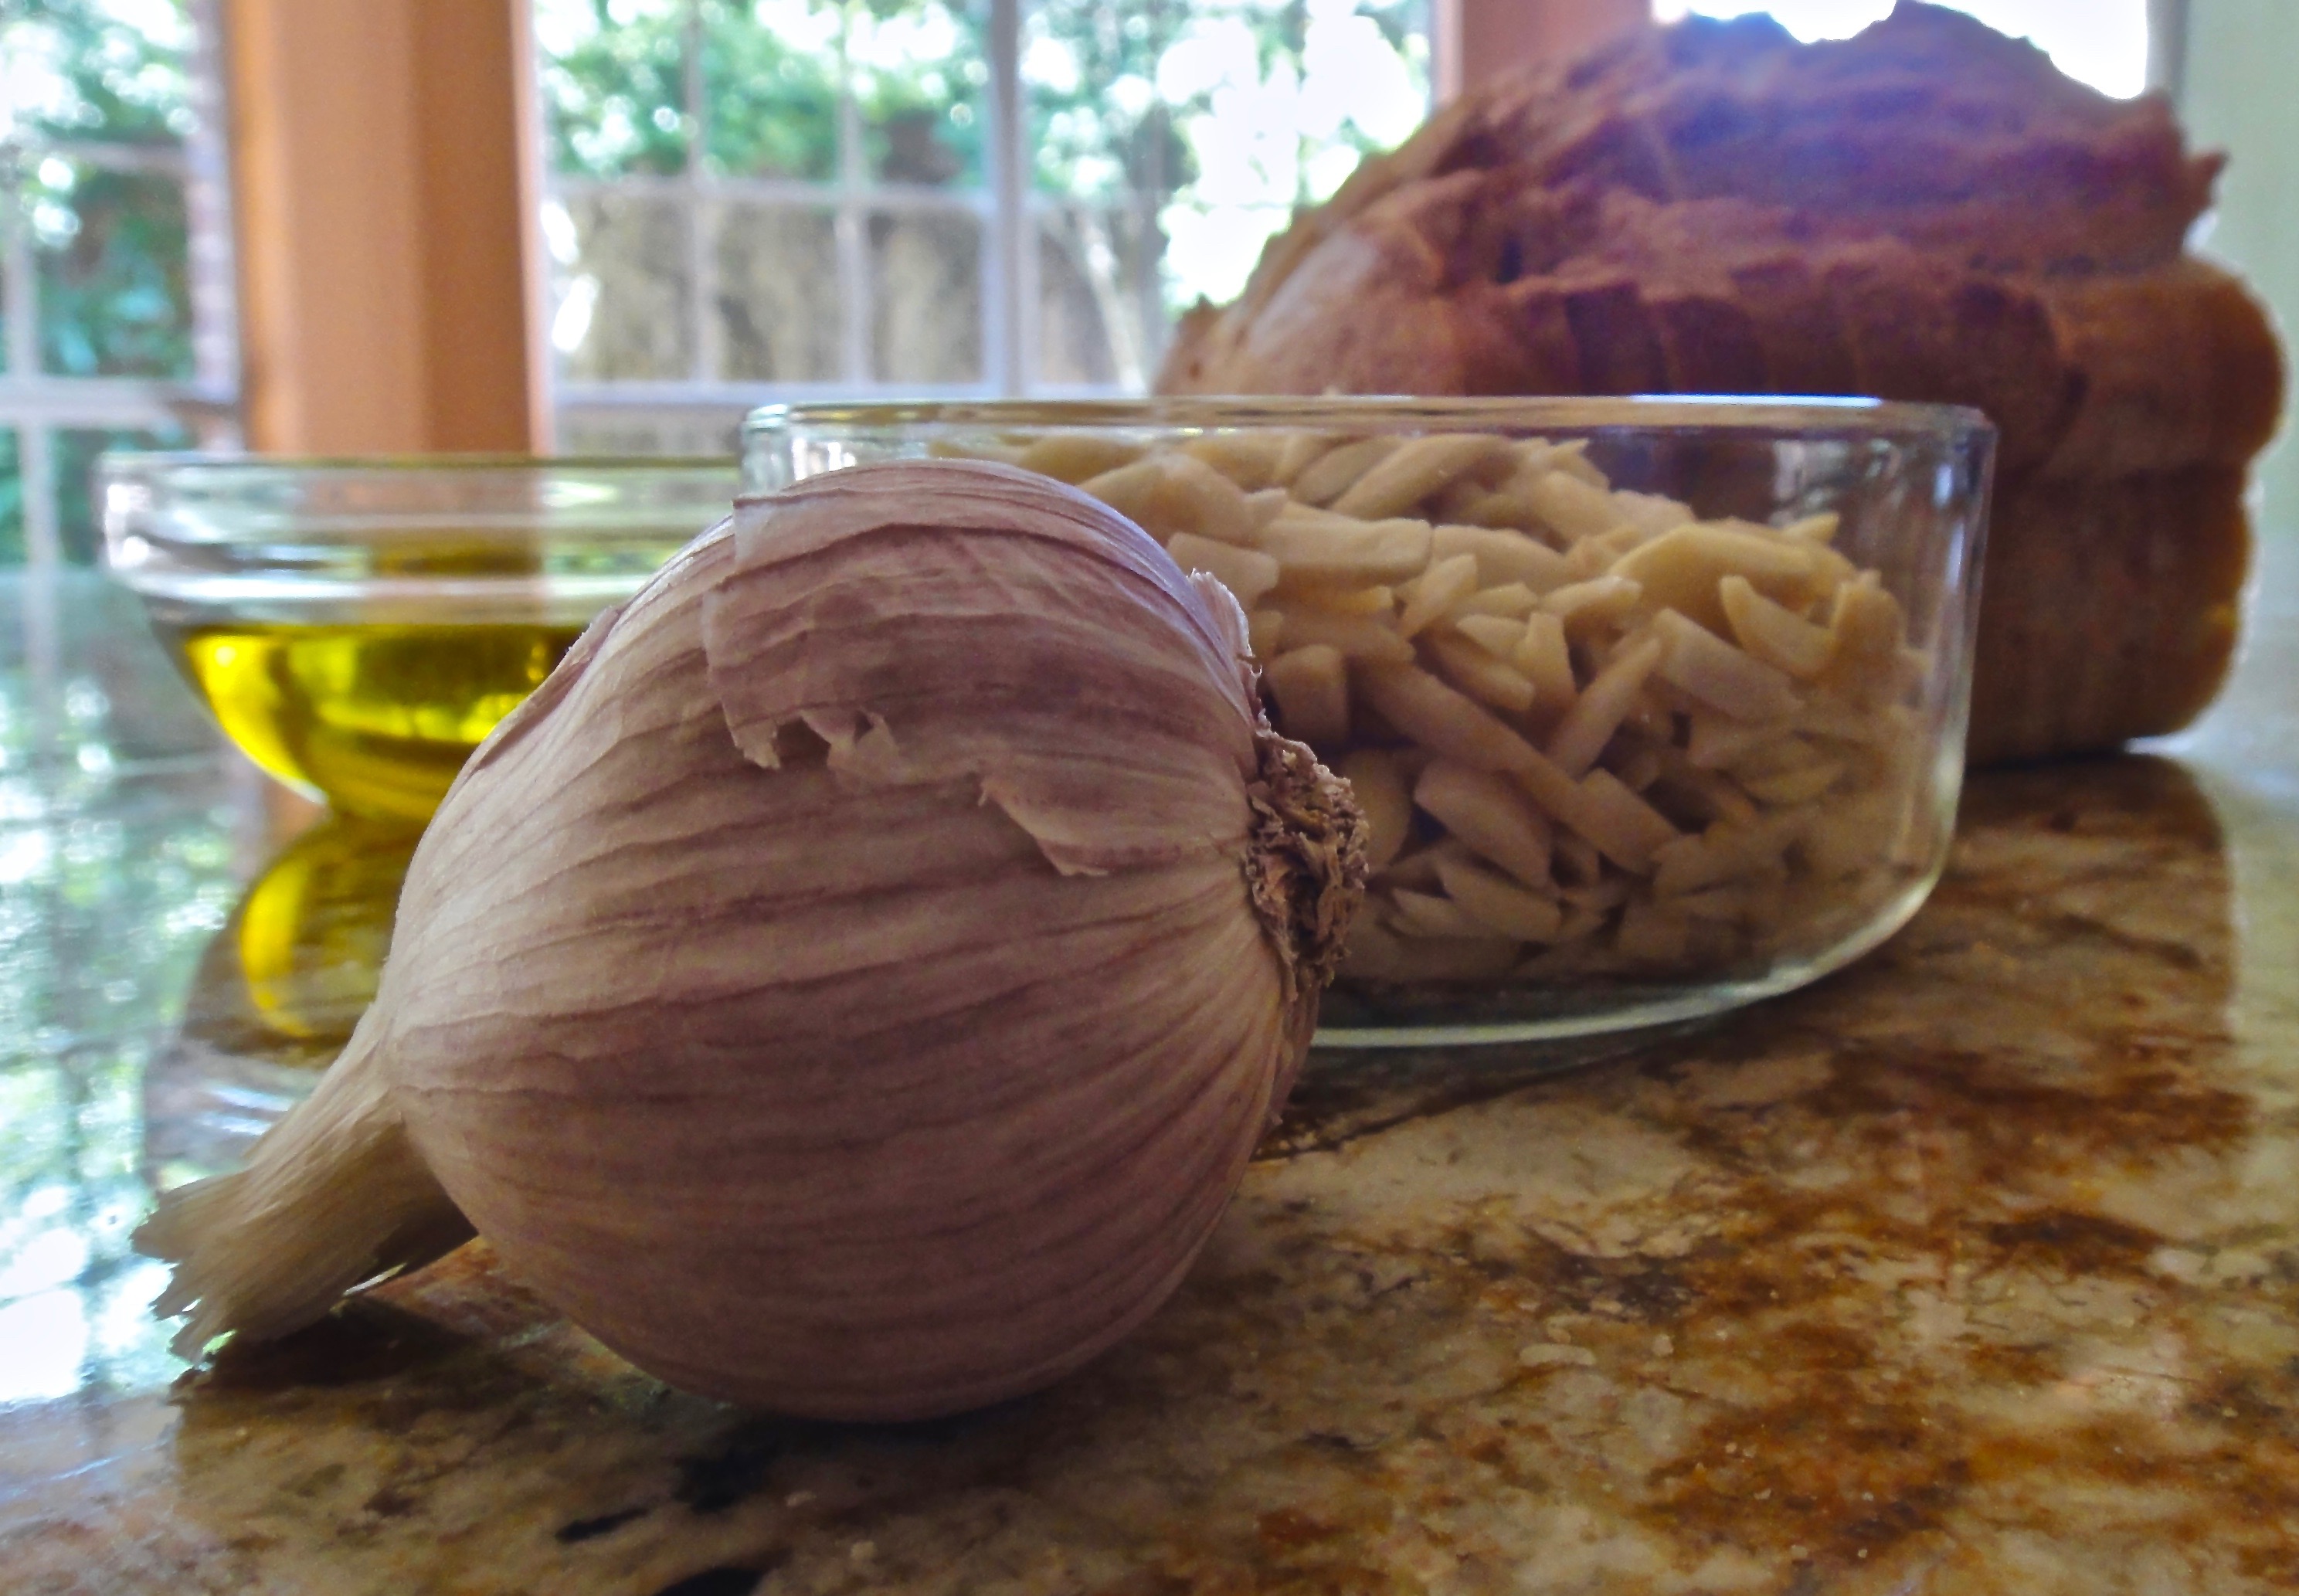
[[137, 460, 1364, 1420]]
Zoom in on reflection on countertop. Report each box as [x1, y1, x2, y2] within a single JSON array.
[[2, 548, 2297, 1594], [142, 815, 419, 1185]]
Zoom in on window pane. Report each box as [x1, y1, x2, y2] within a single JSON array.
[[0, 432, 21, 567], [701, 0, 989, 185], [30, 157, 194, 379], [534, 0, 1434, 409], [0, 0, 196, 146], [715, 204, 841, 381], [556, 409, 745, 457], [871, 210, 980, 382], [535, 0, 691, 178], [1157, 201, 1289, 317], [56, 425, 189, 566], [1037, 204, 1161, 389], [852, 3, 987, 188], [701, 0, 840, 180], [1024, 4, 1183, 202], [553, 193, 695, 381], [1026, 1, 1430, 317]]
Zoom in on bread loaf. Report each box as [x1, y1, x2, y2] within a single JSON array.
[[1158, 2, 2284, 764]]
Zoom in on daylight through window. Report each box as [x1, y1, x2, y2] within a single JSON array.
[[535, 0, 1433, 454], [0, 0, 236, 572], [1650, 0, 2151, 97]]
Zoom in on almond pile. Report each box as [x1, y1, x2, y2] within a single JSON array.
[[953, 429, 1934, 983]]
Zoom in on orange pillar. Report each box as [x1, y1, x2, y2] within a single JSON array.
[[224, 0, 548, 453], [1436, 0, 1652, 100]]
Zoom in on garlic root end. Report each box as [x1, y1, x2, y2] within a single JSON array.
[[134, 1027, 473, 1359], [1244, 726, 1369, 1012], [1242, 725, 1367, 1119]]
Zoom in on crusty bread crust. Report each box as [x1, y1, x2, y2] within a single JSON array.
[[1158, 2, 2284, 763]]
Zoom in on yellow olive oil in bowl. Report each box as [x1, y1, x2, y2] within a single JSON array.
[[157, 619, 586, 821], [101, 457, 738, 823]]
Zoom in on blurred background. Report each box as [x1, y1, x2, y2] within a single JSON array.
[[0, 0, 2288, 559]]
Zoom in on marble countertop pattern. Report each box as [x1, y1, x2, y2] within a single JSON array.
[[2, 548, 2297, 1596]]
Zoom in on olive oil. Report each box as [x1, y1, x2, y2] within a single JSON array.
[[158, 622, 585, 821], [173, 817, 421, 1063]]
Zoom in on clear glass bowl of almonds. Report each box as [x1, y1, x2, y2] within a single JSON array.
[[742, 397, 1995, 1047]]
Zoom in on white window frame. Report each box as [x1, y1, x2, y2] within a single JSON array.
[[0, 0, 240, 576]]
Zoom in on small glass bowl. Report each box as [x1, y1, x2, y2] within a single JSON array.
[[98, 454, 739, 823], [743, 396, 1995, 1047]]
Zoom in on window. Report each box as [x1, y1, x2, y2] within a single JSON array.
[[535, 0, 1433, 453], [0, 0, 238, 572]]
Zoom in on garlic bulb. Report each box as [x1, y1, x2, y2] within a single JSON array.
[[135, 460, 1366, 1420]]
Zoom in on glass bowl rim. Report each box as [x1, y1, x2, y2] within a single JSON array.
[[97, 451, 744, 586], [96, 450, 741, 477], [741, 393, 1996, 442]]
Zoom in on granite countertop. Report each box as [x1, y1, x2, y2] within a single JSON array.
[[2, 555, 2297, 1596]]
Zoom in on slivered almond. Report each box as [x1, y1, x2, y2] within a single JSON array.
[[1388, 888, 1489, 940], [1080, 453, 1257, 545], [1290, 437, 1400, 506], [1611, 523, 1822, 633], [1413, 760, 1554, 887], [1427, 631, 1537, 714], [1329, 434, 1511, 519], [1546, 634, 1663, 776], [1256, 512, 1432, 584], [1181, 432, 1286, 490], [1454, 614, 1528, 657], [1433, 855, 1565, 942], [1431, 524, 1569, 590], [1262, 646, 1351, 746], [1165, 533, 1279, 610], [1542, 576, 1644, 635], [1277, 609, 1413, 664], [1452, 582, 1541, 619], [1515, 611, 1578, 712], [1652, 608, 1800, 720], [1246, 609, 1285, 659], [1356, 662, 1543, 773], [1271, 431, 1340, 487], [1397, 553, 1480, 637], [1339, 749, 1414, 872], [1288, 583, 1394, 616], [1720, 574, 1832, 678], [1528, 470, 1623, 542]]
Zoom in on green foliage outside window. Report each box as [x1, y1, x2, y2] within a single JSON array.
[[0, 430, 22, 565], [700, 2, 843, 180], [535, 0, 1428, 331], [1025, 0, 1427, 204], [538, 0, 990, 186], [5, 0, 198, 381], [2, 0, 195, 145], [536, 0, 1426, 203], [1, 0, 201, 566], [535, 0, 694, 177], [32, 165, 193, 381]]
